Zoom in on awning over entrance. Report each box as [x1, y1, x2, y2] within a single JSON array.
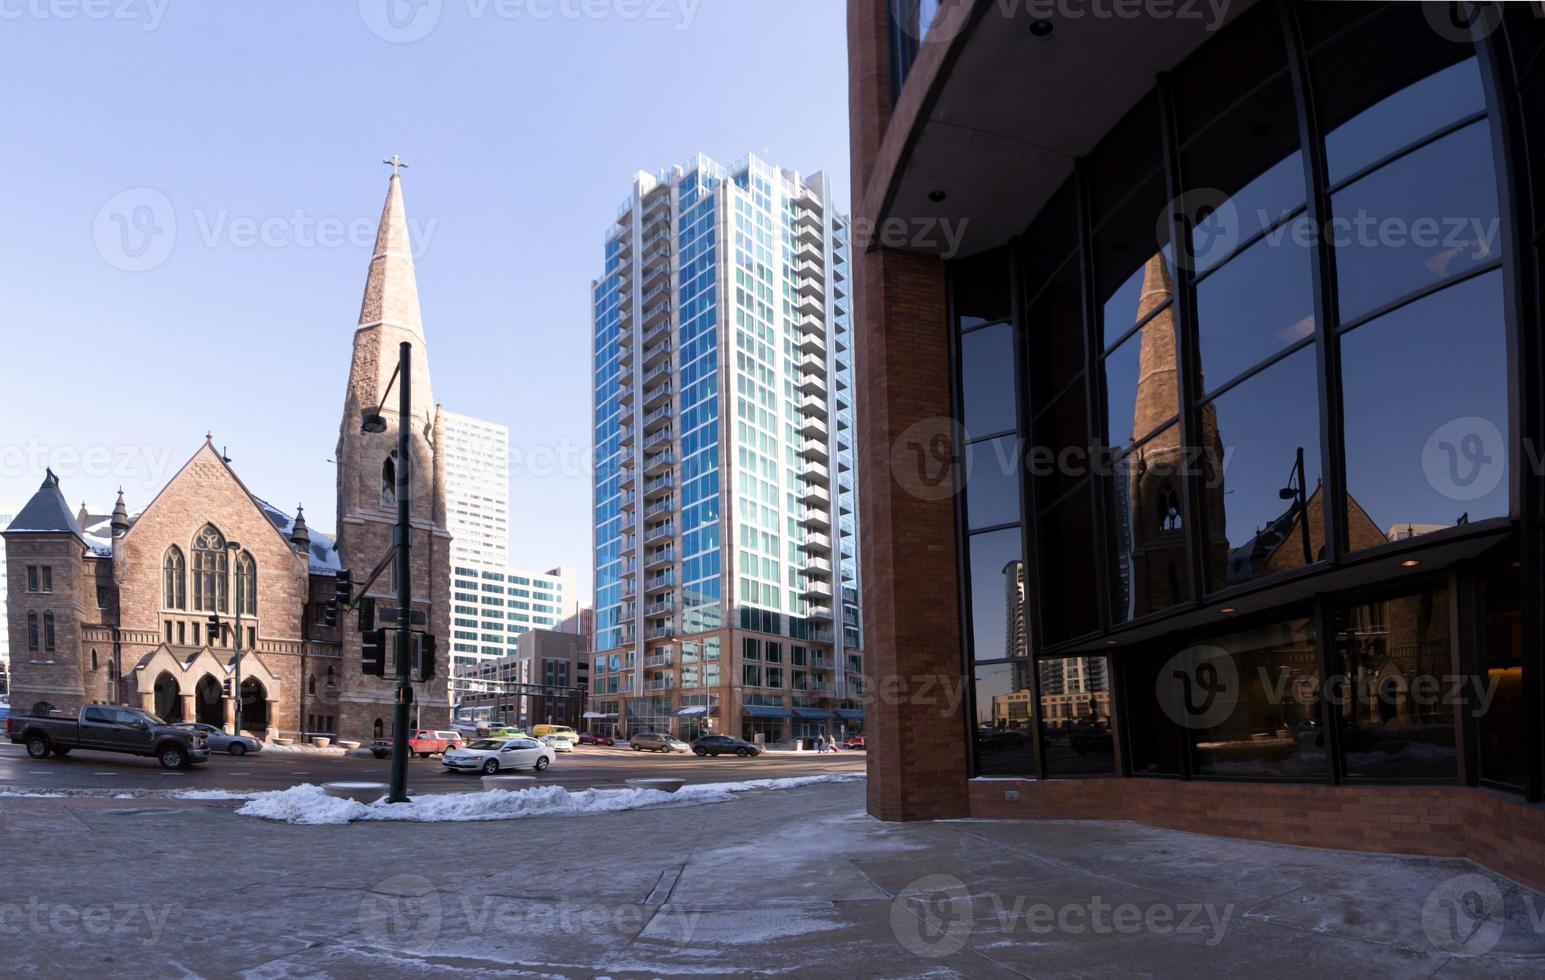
[[835, 709, 865, 721], [674, 705, 718, 717], [741, 705, 792, 719], [792, 707, 833, 720], [582, 711, 618, 719]]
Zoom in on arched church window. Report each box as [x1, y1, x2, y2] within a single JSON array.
[[308, 674, 317, 695], [326, 665, 336, 688], [43, 612, 55, 651], [192, 525, 229, 613], [164, 546, 186, 609], [91, 649, 99, 671], [27, 612, 38, 651], [235, 552, 257, 617], [373, 717, 385, 738], [381, 452, 398, 507], [107, 659, 116, 681], [1159, 487, 1183, 532]]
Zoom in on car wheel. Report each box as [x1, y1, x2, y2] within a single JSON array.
[[159, 746, 188, 770], [418, 752, 430, 759], [693, 747, 707, 756], [632, 744, 642, 751], [25, 735, 50, 759], [533, 756, 550, 772], [482, 759, 500, 774], [737, 747, 751, 757], [229, 742, 247, 756]]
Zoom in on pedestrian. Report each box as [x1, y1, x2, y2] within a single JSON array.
[[830, 735, 840, 753], [816, 733, 827, 753]]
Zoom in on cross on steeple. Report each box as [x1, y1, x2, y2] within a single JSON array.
[[383, 154, 410, 177]]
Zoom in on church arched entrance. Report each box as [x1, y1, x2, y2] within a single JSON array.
[[239, 678, 269, 735], [153, 671, 183, 722], [194, 675, 224, 728]]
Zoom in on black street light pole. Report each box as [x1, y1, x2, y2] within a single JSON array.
[[388, 340, 414, 804]]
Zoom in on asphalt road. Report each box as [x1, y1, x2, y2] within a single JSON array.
[[0, 740, 865, 794]]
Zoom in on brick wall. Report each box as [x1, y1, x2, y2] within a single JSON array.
[[969, 778, 1545, 892], [3, 534, 86, 711]]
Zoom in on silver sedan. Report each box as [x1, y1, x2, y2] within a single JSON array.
[[173, 722, 263, 756]]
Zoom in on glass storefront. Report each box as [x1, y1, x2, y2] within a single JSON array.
[[953, 1, 1538, 795]]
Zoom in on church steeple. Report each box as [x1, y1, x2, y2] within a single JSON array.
[[344, 165, 435, 430]]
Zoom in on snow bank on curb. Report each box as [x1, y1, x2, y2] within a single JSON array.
[[173, 788, 258, 801], [237, 772, 865, 826]]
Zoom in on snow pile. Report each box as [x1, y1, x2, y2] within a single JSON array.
[[173, 788, 258, 801], [237, 772, 865, 826]]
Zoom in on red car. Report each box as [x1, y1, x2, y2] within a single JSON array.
[[843, 735, 867, 750], [578, 732, 615, 746], [407, 730, 464, 758]]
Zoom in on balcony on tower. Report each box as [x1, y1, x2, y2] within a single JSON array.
[[643, 449, 674, 475], [644, 496, 674, 520], [643, 471, 674, 499], [644, 522, 675, 544], [801, 531, 832, 554], [799, 352, 828, 379], [643, 426, 673, 454], [800, 416, 828, 442], [800, 507, 831, 532], [643, 381, 672, 410], [801, 460, 830, 486], [800, 393, 827, 419], [643, 336, 672, 369], [803, 556, 833, 578], [800, 483, 830, 509], [642, 402, 673, 433]]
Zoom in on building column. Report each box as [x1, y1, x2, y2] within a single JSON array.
[[223, 696, 235, 734], [855, 245, 971, 821], [178, 693, 195, 723]]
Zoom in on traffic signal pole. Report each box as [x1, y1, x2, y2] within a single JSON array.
[[388, 341, 414, 804]]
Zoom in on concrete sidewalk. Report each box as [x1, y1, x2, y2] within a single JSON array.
[[0, 781, 1541, 978]]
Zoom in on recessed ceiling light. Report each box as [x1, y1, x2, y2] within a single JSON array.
[[1219, 607, 1236, 614], [928, 189, 947, 203], [1105, 639, 1117, 646], [1028, 19, 1054, 37], [1400, 559, 1420, 568]]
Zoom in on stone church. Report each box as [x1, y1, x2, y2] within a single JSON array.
[[2, 170, 453, 740]]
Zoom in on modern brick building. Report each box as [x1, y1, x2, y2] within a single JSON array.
[[2, 170, 453, 739], [850, 0, 1545, 889]]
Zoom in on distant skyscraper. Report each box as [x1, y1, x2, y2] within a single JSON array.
[[440, 410, 580, 708], [441, 411, 511, 569], [589, 153, 862, 742]]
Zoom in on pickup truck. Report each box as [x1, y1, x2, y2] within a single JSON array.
[[5, 704, 210, 769]]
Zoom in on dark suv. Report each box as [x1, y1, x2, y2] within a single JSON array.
[[690, 734, 762, 757]]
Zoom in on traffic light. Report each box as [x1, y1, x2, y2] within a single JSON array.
[[361, 628, 388, 677], [320, 600, 338, 628], [358, 597, 376, 632], [207, 614, 222, 640], [335, 569, 353, 604], [221, 677, 233, 697], [412, 632, 437, 683]]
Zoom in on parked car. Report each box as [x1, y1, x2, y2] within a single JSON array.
[[408, 730, 464, 758], [532, 724, 580, 744], [629, 732, 691, 753], [368, 738, 394, 759], [442, 737, 554, 775], [690, 734, 762, 757], [172, 722, 263, 756], [578, 732, 615, 746], [842, 735, 867, 751], [486, 726, 527, 740], [6, 704, 209, 769], [539, 734, 574, 753]]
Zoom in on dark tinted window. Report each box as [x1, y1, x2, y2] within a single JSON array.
[[1322, 56, 1486, 185], [1177, 615, 1327, 778], [1039, 656, 1116, 776], [1330, 120, 1502, 321], [1095, 173, 1173, 349], [1121, 648, 1186, 776], [964, 435, 1021, 529], [1203, 345, 1323, 590], [960, 323, 1017, 436], [1477, 543, 1526, 791], [973, 661, 1035, 777], [1194, 214, 1317, 391], [1341, 271, 1509, 545], [1031, 378, 1090, 507], [1331, 586, 1457, 780], [1025, 257, 1085, 414], [1108, 424, 1191, 622], [967, 527, 1026, 662], [953, 247, 1012, 330], [1037, 487, 1099, 642]]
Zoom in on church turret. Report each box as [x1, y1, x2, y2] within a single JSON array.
[[289, 504, 311, 551], [110, 489, 130, 535]]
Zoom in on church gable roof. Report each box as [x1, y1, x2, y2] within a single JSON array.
[[6, 470, 86, 541]]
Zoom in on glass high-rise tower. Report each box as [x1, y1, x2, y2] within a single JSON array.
[[590, 153, 862, 743]]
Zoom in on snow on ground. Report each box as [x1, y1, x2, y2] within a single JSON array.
[[237, 773, 865, 826], [173, 788, 259, 801]]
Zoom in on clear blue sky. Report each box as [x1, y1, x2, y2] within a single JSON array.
[[0, 1, 852, 603]]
